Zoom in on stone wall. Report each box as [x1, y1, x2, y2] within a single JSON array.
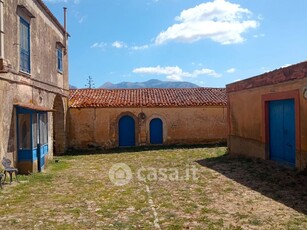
[[0, 0, 69, 172], [68, 106, 228, 149]]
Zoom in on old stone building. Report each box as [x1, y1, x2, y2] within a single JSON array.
[[68, 88, 227, 149], [0, 0, 69, 173], [227, 61, 307, 170]]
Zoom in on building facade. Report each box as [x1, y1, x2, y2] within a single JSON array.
[[227, 62, 307, 170], [0, 0, 69, 174], [68, 88, 228, 149]]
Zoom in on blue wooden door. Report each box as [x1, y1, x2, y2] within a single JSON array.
[[38, 145, 48, 171], [38, 113, 48, 171], [17, 108, 49, 173], [37, 146, 43, 172], [150, 118, 163, 144], [119, 116, 135, 147], [269, 99, 295, 167]]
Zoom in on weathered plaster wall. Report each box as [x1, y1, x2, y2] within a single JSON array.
[[68, 107, 228, 149], [3, 0, 69, 89], [227, 75, 307, 170], [0, 0, 69, 172]]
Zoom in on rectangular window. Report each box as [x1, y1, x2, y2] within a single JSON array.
[[57, 47, 63, 72], [20, 17, 30, 73]]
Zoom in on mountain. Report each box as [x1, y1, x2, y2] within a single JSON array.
[[69, 84, 78, 89], [100, 79, 200, 89]]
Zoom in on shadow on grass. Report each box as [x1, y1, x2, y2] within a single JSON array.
[[196, 154, 307, 215], [65, 142, 227, 156]]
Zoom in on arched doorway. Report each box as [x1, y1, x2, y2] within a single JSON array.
[[53, 94, 65, 155], [150, 118, 163, 144], [119, 115, 135, 147]]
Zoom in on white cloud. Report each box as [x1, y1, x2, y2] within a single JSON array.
[[193, 68, 221, 78], [133, 65, 221, 81], [133, 66, 190, 81], [281, 64, 291, 68], [253, 33, 265, 38], [261, 66, 271, 73], [90, 41, 150, 51], [112, 41, 127, 49], [78, 16, 86, 23], [196, 80, 206, 86], [155, 0, 258, 45], [226, 68, 236, 73], [90, 42, 107, 49], [131, 45, 150, 50]]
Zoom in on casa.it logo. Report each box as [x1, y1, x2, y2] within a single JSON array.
[[108, 163, 132, 186]]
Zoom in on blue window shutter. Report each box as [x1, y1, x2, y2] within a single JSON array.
[[57, 48, 63, 72], [20, 17, 30, 73]]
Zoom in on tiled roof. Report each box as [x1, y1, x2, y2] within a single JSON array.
[[69, 88, 227, 108]]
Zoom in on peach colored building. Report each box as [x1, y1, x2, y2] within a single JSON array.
[[227, 61, 307, 170], [68, 88, 228, 149]]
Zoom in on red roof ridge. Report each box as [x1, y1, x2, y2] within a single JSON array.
[[226, 61, 307, 93]]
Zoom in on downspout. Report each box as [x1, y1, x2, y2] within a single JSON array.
[[0, 0, 4, 60], [63, 7, 68, 153], [63, 7, 67, 55]]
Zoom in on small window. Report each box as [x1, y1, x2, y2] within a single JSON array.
[[57, 47, 63, 72], [20, 17, 30, 73]]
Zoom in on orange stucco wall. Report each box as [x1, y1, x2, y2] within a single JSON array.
[[228, 77, 307, 170], [68, 106, 228, 149]]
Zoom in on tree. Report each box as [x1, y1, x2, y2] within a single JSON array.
[[85, 75, 95, 89]]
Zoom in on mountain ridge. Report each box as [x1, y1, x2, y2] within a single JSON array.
[[99, 79, 200, 89]]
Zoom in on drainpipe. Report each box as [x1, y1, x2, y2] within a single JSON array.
[[63, 7, 67, 55], [0, 0, 4, 59]]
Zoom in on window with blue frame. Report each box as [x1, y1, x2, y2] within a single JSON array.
[[20, 17, 30, 73], [17, 107, 49, 172], [57, 47, 63, 72]]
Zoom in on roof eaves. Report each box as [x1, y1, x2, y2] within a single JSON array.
[[36, 0, 68, 35]]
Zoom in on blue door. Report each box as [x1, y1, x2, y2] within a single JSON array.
[[17, 107, 49, 173], [37, 113, 48, 171], [269, 99, 295, 167], [119, 116, 135, 147], [37, 145, 47, 172], [150, 118, 163, 144]]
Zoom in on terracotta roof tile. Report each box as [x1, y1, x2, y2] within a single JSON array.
[[69, 88, 227, 108]]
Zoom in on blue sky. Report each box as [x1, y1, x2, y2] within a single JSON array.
[[44, 0, 307, 88]]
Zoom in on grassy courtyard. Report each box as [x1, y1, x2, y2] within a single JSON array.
[[0, 147, 306, 229]]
